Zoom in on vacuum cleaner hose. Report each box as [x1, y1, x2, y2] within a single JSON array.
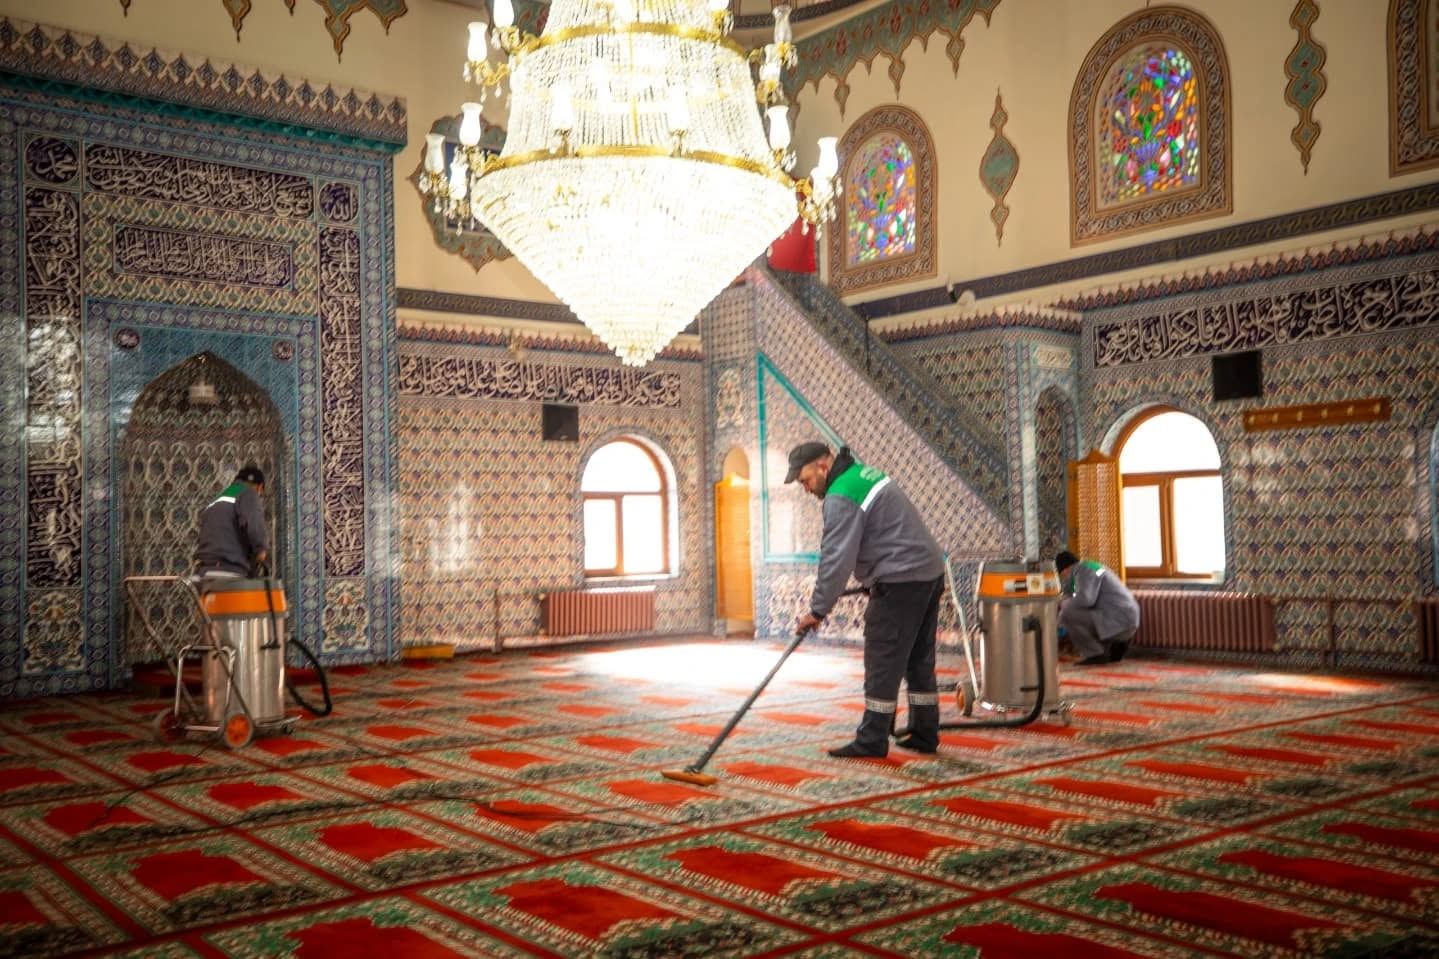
[[901, 613, 1047, 734], [255, 561, 333, 718]]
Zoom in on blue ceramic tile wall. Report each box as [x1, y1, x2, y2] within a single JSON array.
[[0, 79, 397, 700]]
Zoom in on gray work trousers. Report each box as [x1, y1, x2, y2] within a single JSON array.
[[1059, 602, 1136, 659], [853, 577, 943, 752]]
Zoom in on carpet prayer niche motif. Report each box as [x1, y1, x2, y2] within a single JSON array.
[[0, 639, 1435, 957]]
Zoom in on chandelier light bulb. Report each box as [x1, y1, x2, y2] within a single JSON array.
[[707, 0, 728, 12], [759, 46, 781, 85], [492, 0, 515, 29], [766, 105, 790, 150], [458, 102, 484, 146], [551, 83, 576, 133], [424, 132, 446, 174], [772, 5, 792, 46], [816, 136, 839, 180], [468, 22, 492, 64], [667, 86, 690, 133], [448, 154, 469, 199]]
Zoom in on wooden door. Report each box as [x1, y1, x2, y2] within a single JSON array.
[[714, 474, 753, 620], [1067, 448, 1125, 582]]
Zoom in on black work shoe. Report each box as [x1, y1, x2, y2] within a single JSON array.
[[828, 742, 886, 758], [1076, 654, 1109, 666], [1108, 641, 1130, 663], [893, 732, 938, 754]]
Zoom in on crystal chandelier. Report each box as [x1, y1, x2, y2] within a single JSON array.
[[418, 0, 839, 366]]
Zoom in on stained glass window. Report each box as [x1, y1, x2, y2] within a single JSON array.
[[1098, 45, 1200, 207], [844, 132, 917, 267]]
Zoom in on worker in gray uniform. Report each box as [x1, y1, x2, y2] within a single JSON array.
[[1055, 549, 1139, 664], [194, 464, 271, 584], [789, 441, 945, 758]]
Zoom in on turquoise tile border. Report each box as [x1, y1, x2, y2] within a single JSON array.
[[755, 353, 840, 564]]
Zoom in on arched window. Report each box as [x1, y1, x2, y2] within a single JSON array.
[[582, 438, 671, 577], [1389, 0, 1439, 174], [1117, 408, 1225, 580], [829, 105, 937, 295], [1098, 45, 1200, 207], [846, 132, 916, 266], [1069, 6, 1231, 245]]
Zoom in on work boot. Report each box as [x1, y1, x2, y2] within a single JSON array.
[[828, 742, 886, 758], [894, 704, 939, 753], [829, 708, 891, 758]]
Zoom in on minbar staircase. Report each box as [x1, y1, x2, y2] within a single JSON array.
[[763, 266, 1065, 538]]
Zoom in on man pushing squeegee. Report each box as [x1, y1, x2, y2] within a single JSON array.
[[664, 443, 944, 786]]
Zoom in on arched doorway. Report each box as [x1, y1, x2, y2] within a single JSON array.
[[119, 353, 287, 665], [715, 447, 753, 635]]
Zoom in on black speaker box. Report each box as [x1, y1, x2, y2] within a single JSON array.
[[1212, 350, 1263, 401], [542, 403, 579, 441]]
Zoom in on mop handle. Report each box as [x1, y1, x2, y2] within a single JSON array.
[[683, 625, 813, 774]]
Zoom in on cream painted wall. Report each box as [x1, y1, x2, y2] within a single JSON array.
[[5, 0, 1433, 314], [0, 0, 555, 301], [789, 0, 1439, 309]]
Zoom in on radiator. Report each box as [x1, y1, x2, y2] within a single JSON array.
[[541, 588, 656, 638], [1419, 598, 1439, 663], [1132, 590, 1275, 653]]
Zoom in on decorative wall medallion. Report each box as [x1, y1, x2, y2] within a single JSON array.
[[789, 0, 1002, 116], [979, 90, 1018, 246], [273, 339, 295, 362], [319, 182, 358, 223], [1285, 0, 1327, 174], [1068, 6, 1232, 245], [114, 328, 140, 350], [23, 136, 78, 186], [1388, 0, 1439, 174]]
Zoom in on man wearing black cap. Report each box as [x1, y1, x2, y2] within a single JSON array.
[[788, 441, 945, 758], [194, 464, 271, 581], [1055, 549, 1139, 665]]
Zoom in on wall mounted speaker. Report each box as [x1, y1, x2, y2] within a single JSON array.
[[1212, 350, 1263, 401], [541, 403, 579, 441]]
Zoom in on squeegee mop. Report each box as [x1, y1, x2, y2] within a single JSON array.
[[660, 625, 814, 786], [661, 587, 867, 787]]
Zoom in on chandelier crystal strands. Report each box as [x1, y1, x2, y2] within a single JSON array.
[[418, 0, 839, 366]]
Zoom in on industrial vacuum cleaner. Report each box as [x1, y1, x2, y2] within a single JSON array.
[[934, 556, 1074, 730], [146, 572, 330, 749]]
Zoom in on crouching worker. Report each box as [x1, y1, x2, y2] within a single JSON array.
[[789, 442, 945, 758], [1055, 549, 1139, 665], [194, 464, 271, 587]]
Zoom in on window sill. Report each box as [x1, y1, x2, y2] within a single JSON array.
[[581, 574, 673, 587], [1129, 576, 1226, 588]]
